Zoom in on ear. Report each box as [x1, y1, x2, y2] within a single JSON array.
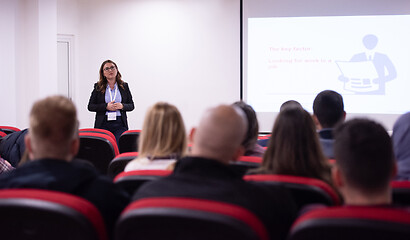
[[189, 128, 196, 144], [70, 137, 80, 158], [24, 134, 35, 160], [231, 146, 245, 162], [312, 114, 322, 130], [342, 111, 346, 121], [331, 165, 345, 189]]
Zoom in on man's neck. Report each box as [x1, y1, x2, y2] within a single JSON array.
[[32, 154, 72, 162], [343, 188, 392, 206]]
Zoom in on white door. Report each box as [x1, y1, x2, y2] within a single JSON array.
[[57, 35, 74, 100]]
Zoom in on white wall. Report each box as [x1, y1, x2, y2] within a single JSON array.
[[1, 0, 59, 129], [0, 0, 17, 126], [1, 0, 240, 130], [2, 0, 406, 132], [58, 0, 240, 130]]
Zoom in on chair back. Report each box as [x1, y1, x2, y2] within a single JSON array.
[[118, 130, 141, 153], [114, 170, 172, 196], [0, 126, 21, 135], [244, 174, 340, 209], [79, 128, 116, 143], [116, 197, 269, 240], [76, 132, 119, 174], [108, 152, 139, 178], [229, 156, 262, 176], [0, 189, 107, 240], [392, 181, 410, 206], [289, 206, 410, 240]]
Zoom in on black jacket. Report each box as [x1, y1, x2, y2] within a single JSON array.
[[0, 158, 130, 237], [133, 156, 297, 240], [0, 129, 28, 167], [87, 82, 134, 129]]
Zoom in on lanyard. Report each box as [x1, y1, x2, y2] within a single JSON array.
[[108, 84, 118, 102]]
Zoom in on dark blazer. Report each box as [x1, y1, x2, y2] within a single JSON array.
[[0, 129, 28, 167], [88, 82, 134, 129], [133, 156, 297, 240]]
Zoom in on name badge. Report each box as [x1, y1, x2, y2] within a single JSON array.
[[107, 112, 116, 121]]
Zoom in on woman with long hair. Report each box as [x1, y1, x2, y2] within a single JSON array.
[[88, 60, 134, 142], [125, 102, 187, 171], [251, 107, 332, 184]]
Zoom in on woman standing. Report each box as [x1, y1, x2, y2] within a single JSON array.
[[88, 60, 134, 142]]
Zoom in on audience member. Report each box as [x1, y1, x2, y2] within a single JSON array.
[[333, 119, 396, 205], [258, 100, 303, 147], [232, 101, 264, 157], [313, 90, 345, 159], [0, 128, 28, 167], [250, 107, 332, 186], [0, 95, 129, 238], [279, 100, 303, 112], [391, 112, 410, 180], [125, 102, 187, 171], [133, 105, 297, 240]]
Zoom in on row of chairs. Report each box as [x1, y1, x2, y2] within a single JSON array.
[[1, 188, 409, 240], [78, 128, 141, 153], [76, 128, 141, 175], [114, 169, 410, 207]]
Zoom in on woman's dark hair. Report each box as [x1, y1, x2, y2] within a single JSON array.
[[258, 107, 331, 183], [97, 59, 124, 93], [232, 101, 259, 153]]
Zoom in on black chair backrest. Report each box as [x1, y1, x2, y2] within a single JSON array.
[[289, 206, 410, 240], [108, 152, 138, 178], [0, 189, 107, 240], [118, 130, 141, 153], [76, 132, 119, 175], [244, 174, 340, 210], [116, 197, 269, 240], [392, 181, 410, 206], [229, 156, 262, 176], [114, 170, 172, 196], [0, 126, 21, 135]]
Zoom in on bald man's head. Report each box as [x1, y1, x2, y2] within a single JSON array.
[[191, 105, 248, 163]]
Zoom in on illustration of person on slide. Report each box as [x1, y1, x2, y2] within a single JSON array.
[[337, 34, 397, 95]]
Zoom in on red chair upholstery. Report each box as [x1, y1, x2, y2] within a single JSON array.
[[392, 181, 410, 206], [76, 132, 119, 174], [0, 189, 107, 240], [244, 174, 340, 209], [229, 156, 262, 176], [289, 206, 410, 240], [114, 170, 172, 196], [116, 197, 269, 240], [0, 126, 21, 135], [0, 131, 6, 138], [258, 134, 271, 140], [108, 152, 139, 178], [118, 130, 141, 153], [79, 128, 116, 143]]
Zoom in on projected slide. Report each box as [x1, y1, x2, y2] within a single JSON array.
[[246, 15, 410, 114]]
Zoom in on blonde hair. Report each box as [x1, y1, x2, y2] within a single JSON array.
[[29, 95, 78, 157], [138, 102, 187, 159]]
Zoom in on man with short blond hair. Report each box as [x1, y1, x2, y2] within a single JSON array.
[[0, 95, 129, 237]]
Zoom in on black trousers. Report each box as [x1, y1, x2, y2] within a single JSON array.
[[100, 116, 127, 145]]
